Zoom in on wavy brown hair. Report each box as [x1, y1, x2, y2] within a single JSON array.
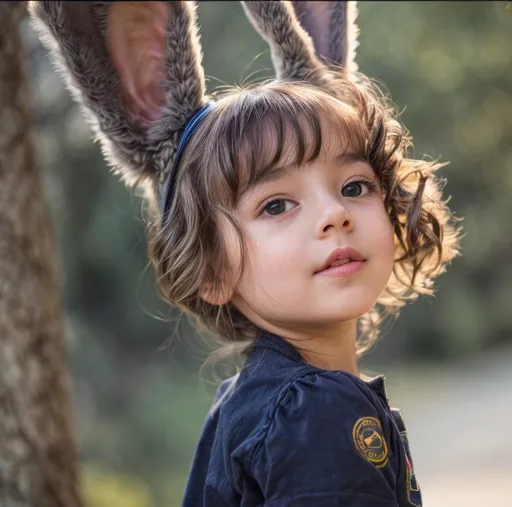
[[147, 71, 461, 360]]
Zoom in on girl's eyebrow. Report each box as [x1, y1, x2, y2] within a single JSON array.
[[238, 164, 301, 202], [337, 152, 369, 165], [239, 152, 369, 201]]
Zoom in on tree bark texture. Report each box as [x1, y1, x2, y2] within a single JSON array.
[[0, 2, 84, 507]]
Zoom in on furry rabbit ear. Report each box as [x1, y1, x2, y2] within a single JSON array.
[[29, 1, 207, 189], [290, 1, 359, 72], [240, 1, 325, 82], [241, 1, 358, 82]]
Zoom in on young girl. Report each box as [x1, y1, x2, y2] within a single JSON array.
[[30, 1, 460, 505]]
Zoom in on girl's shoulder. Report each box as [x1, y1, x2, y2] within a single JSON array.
[[226, 332, 389, 423], [243, 366, 388, 449], [216, 364, 399, 504], [218, 357, 389, 462], [200, 338, 409, 504]]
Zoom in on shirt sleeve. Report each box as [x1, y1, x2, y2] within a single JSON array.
[[249, 371, 399, 507]]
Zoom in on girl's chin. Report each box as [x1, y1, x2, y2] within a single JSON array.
[[231, 288, 381, 329]]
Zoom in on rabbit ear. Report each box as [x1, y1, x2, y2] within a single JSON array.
[[240, 1, 325, 82], [290, 1, 359, 72], [29, 1, 207, 188], [241, 1, 358, 83]]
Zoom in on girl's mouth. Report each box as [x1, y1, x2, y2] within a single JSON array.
[[315, 259, 366, 277], [314, 246, 366, 275]]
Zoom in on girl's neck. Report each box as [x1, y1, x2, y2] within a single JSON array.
[[264, 319, 360, 376], [295, 323, 359, 376]]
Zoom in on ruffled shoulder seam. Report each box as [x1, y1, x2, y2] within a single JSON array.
[[247, 367, 369, 470]]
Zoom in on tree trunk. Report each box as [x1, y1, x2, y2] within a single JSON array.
[[0, 3, 84, 507]]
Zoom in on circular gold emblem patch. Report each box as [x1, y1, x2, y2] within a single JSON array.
[[352, 417, 389, 468]]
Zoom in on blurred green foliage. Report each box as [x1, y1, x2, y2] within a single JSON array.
[[20, 1, 512, 505], [83, 466, 152, 507]]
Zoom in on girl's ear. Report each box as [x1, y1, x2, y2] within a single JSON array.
[[29, 1, 207, 190], [241, 1, 359, 81], [200, 282, 233, 307]]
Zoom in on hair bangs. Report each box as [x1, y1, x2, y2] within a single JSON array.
[[201, 84, 370, 209]]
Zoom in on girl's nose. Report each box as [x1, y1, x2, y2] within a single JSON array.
[[316, 200, 354, 238]]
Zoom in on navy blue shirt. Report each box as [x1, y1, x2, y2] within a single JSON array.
[[182, 332, 422, 506]]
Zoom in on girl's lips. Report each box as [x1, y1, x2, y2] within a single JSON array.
[[315, 246, 365, 274], [314, 260, 365, 277]]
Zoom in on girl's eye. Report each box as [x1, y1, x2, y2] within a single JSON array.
[[262, 199, 295, 218], [341, 180, 372, 198]]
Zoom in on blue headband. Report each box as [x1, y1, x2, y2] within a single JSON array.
[[158, 101, 217, 221]]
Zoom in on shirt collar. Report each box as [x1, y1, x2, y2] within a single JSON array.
[[246, 330, 390, 405], [248, 330, 305, 362]]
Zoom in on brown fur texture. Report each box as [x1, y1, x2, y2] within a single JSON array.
[[29, 1, 207, 190], [241, 1, 359, 84], [290, 1, 359, 72], [241, 1, 326, 83]]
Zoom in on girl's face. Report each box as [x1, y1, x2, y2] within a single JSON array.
[[217, 128, 395, 341]]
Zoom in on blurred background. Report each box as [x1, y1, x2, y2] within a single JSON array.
[[19, 1, 512, 506]]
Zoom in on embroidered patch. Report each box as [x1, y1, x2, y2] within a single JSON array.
[[352, 417, 389, 468]]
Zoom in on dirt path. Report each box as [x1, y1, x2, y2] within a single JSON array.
[[383, 345, 512, 506]]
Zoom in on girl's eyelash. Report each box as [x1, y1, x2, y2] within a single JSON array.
[[345, 177, 380, 193], [259, 198, 291, 220]]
